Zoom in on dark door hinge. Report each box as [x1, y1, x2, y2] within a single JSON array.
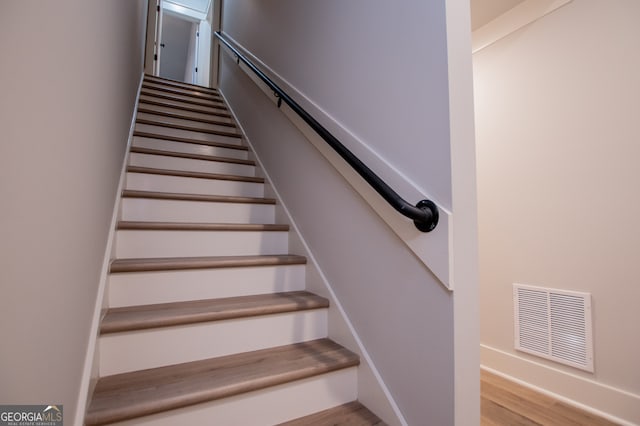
[[154, 54, 157, 60], [157, 5, 160, 11], [195, 67, 198, 72], [197, 32, 200, 37]]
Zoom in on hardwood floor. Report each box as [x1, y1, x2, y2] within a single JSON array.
[[481, 370, 620, 426]]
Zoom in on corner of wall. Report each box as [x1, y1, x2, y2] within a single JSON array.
[[481, 345, 640, 426], [73, 73, 145, 426]]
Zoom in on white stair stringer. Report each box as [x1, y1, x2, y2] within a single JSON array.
[[99, 309, 328, 376], [108, 368, 358, 426]]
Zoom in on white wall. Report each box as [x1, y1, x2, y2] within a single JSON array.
[[474, 0, 640, 423], [0, 1, 147, 424], [218, 0, 478, 424]]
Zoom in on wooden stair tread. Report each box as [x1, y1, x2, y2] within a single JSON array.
[[143, 78, 220, 91], [90, 74, 366, 426], [136, 118, 241, 138], [141, 86, 224, 104], [138, 98, 232, 118], [144, 75, 220, 94], [141, 83, 223, 102], [86, 339, 359, 425], [140, 90, 226, 109], [117, 221, 287, 232], [121, 189, 275, 204], [127, 165, 263, 183], [133, 130, 246, 150], [101, 291, 328, 334], [110, 254, 307, 273], [137, 107, 236, 128], [278, 401, 387, 426], [130, 146, 254, 165]]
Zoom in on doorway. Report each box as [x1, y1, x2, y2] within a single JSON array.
[[146, 0, 213, 86]]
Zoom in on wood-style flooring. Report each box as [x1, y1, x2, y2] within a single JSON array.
[[481, 370, 620, 425]]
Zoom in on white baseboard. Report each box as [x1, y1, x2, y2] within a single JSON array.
[[481, 344, 640, 425], [74, 72, 145, 426]]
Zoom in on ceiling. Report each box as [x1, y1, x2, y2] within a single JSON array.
[[470, 0, 526, 30], [163, 0, 526, 32], [166, 0, 211, 14]]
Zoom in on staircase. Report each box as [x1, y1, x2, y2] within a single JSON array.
[[85, 75, 385, 425]]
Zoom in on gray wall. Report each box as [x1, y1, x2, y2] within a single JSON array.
[[0, 1, 147, 423], [220, 0, 453, 210], [218, 1, 463, 424]]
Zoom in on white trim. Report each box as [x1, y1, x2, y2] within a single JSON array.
[[218, 34, 452, 290], [219, 89, 407, 426], [209, 1, 222, 88], [163, 1, 206, 22], [445, 0, 480, 423], [481, 344, 640, 425], [472, 0, 573, 53], [73, 73, 144, 426]]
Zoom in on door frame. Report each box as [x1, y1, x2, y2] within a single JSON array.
[[144, 0, 163, 75]]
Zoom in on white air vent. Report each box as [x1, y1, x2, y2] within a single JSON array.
[[513, 284, 593, 372]]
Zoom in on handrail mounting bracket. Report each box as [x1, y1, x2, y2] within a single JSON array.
[[414, 200, 439, 232]]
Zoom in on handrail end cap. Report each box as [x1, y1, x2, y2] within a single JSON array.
[[414, 199, 439, 232]]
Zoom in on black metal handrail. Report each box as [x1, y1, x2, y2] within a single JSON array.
[[214, 31, 439, 232]]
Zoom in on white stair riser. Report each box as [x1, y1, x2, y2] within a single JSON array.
[[129, 153, 255, 177], [138, 102, 235, 124], [125, 173, 264, 198], [110, 368, 358, 426], [115, 230, 289, 258], [108, 265, 306, 308], [121, 198, 275, 223], [142, 88, 225, 107], [137, 112, 238, 135], [99, 310, 328, 375], [142, 82, 219, 99], [133, 137, 248, 160], [135, 123, 243, 147], [139, 96, 231, 118]]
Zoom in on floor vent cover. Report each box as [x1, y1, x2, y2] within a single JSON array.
[[513, 284, 593, 372]]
